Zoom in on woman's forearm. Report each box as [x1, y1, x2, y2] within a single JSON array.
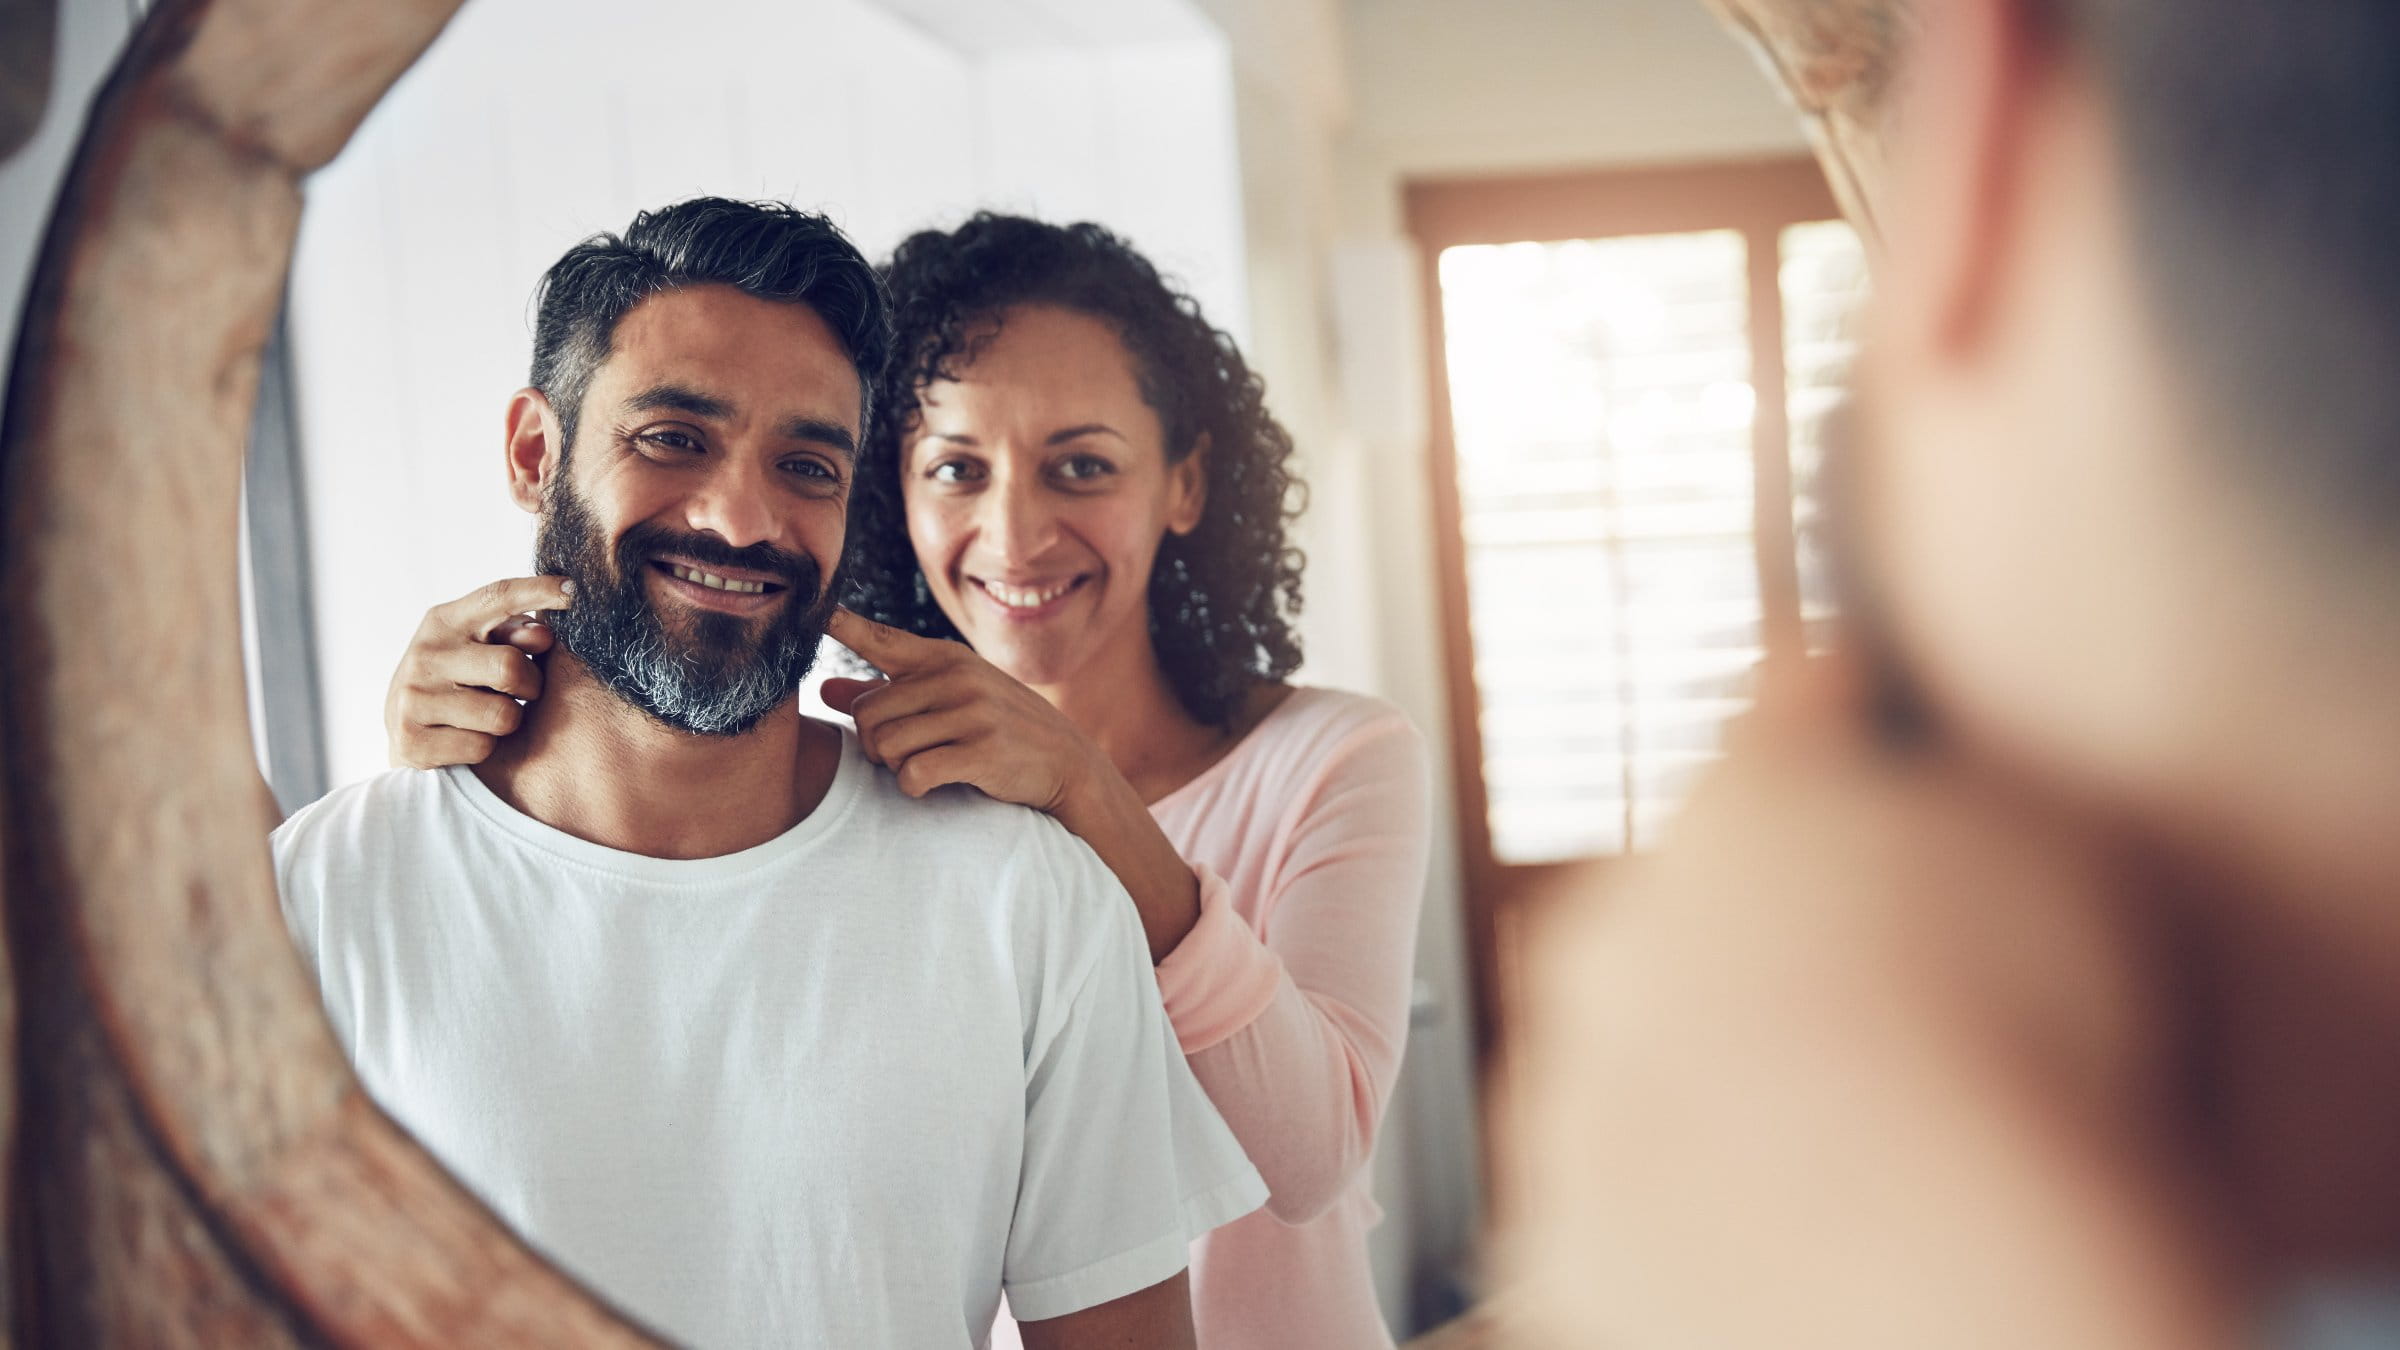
[[1056, 767, 1201, 964]]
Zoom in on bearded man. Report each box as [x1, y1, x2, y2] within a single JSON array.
[[271, 198, 1260, 1350]]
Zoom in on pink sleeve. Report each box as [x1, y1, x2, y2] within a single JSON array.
[[1152, 710, 1432, 1224]]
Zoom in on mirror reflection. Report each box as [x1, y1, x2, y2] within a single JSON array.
[[1, 0, 1857, 1344]]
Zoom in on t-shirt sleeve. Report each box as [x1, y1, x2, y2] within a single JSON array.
[[269, 803, 328, 979], [1001, 828, 1267, 1322]]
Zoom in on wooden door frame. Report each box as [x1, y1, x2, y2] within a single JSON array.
[[1405, 157, 1841, 1073]]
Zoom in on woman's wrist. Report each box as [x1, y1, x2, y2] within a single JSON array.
[[1054, 756, 1203, 964]]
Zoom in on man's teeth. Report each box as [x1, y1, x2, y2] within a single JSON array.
[[983, 579, 1073, 609], [667, 564, 767, 595]]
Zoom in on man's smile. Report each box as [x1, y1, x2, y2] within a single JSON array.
[[647, 552, 793, 616]]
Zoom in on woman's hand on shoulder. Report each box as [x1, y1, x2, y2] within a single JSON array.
[[384, 576, 572, 769], [822, 607, 1101, 814]]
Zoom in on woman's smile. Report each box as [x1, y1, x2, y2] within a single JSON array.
[[968, 572, 1092, 620]]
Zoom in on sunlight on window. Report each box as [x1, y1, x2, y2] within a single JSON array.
[[1440, 231, 1759, 862], [1780, 219, 1870, 651]]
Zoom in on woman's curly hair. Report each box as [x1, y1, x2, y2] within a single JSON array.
[[842, 213, 1306, 728]]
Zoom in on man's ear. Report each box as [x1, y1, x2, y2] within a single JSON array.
[[504, 387, 563, 515], [1879, 0, 2058, 364], [1165, 434, 1209, 538]]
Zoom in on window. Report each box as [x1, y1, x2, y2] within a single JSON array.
[[1409, 159, 1869, 1057], [1781, 219, 1873, 649], [1439, 230, 1762, 859]]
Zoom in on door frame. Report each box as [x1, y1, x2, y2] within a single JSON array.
[[1405, 157, 1842, 1074]]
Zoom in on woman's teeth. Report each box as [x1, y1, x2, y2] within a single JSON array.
[[982, 579, 1074, 609], [668, 564, 767, 595]]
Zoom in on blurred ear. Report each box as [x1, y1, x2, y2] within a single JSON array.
[[1165, 434, 1209, 537], [1880, 0, 2060, 364], [504, 387, 563, 515]]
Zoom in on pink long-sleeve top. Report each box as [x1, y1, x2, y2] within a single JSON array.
[[1150, 687, 1432, 1349]]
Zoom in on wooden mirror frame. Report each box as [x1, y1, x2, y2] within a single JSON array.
[[0, 0, 655, 1340], [1702, 0, 1914, 246]]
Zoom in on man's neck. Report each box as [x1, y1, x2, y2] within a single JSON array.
[[471, 650, 837, 860], [2130, 640, 2400, 1268]]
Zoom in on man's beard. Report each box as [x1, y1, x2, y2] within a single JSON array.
[[534, 478, 836, 737]]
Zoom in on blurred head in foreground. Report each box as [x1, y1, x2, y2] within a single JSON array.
[[1850, 0, 2400, 848], [1510, 0, 2400, 1344]]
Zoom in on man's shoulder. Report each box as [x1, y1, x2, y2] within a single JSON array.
[[842, 738, 1095, 868], [840, 746, 1128, 928], [271, 768, 463, 957], [272, 766, 453, 862]]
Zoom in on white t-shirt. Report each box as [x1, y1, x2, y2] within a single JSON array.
[[272, 728, 1265, 1349]]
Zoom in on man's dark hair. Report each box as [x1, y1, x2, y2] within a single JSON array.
[[529, 198, 892, 452], [2058, 0, 2400, 534], [843, 214, 1306, 729]]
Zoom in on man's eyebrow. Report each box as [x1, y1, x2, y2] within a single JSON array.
[[624, 383, 732, 420], [781, 417, 857, 459], [624, 384, 854, 458], [1046, 424, 1125, 446]]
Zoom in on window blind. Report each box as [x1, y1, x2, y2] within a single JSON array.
[[1440, 231, 1762, 861]]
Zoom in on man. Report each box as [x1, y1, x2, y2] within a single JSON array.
[[273, 198, 1263, 1349], [1510, 1, 2400, 1346]]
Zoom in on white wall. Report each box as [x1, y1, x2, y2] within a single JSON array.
[[287, 0, 1247, 789], [1343, 0, 1806, 181]]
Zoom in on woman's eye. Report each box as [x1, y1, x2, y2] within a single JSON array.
[[1055, 454, 1115, 482], [927, 460, 983, 485]]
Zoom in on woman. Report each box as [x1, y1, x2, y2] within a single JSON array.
[[386, 214, 1431, 1348]]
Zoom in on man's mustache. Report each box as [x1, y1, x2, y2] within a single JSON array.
[[614, 523, 820, 599]]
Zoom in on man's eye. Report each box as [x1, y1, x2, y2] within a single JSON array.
[[638, 429, 701, 453], [784, 457, 839, 482], [927, 460, 983, 485]]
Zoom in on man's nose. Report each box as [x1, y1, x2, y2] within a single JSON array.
[[682, 458, 782, 550]]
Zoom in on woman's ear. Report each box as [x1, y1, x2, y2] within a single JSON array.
[[503, 387, 563, 514], [1166, 433, 1210, 537]]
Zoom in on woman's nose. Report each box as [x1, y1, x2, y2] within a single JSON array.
[[972, 475, 1059, 563]]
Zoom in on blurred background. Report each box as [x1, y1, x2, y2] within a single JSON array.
[[0, 0, 1862, 1334]]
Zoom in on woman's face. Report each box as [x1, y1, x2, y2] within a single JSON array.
[[900, 304, 1206, 693]]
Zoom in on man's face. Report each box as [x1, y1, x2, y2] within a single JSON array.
[[529, 284, 862, 736]]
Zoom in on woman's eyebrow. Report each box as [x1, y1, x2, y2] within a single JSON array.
[[1046, 424, 1124, 446]]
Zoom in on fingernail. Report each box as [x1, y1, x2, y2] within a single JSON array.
[[559, 579, 578, 597]]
